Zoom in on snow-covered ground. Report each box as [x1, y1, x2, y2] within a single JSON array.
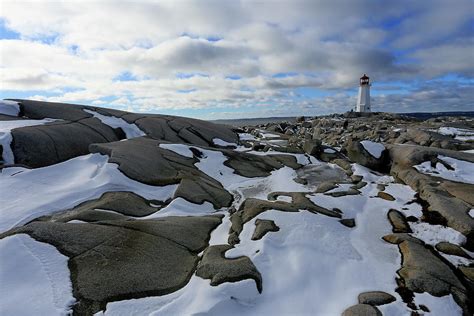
[[414, 155, 474, 184], [0, 153, 177, 233], [0, 234, 75, 315], [0, 118, 58, 164], [84, 109, 145, 138]]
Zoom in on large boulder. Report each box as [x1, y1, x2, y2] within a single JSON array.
[[345, 140, 389, 172]]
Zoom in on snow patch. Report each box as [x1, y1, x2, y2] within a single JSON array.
[[84, 109, 145, 139], [410, 222, 467, 246], [360, 140, 385, 159], [413, 293, 462, 316], [0, 100, 20, 116], [141, 198, 216, 219], [159, 143, 195, 158], [414, 155, 474, 184], [435, 127, 474, 141], [238, 133, 256, 141], [0, 234, 75, 315], [275, 195, 292, 203], [213, 138, 237, 147]]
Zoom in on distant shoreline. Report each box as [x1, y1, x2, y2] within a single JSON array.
[[211, 111, 474, 126]]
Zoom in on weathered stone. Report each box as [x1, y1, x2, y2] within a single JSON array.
[[342, 304, 382, 316], [303, 139, 322, 156], [252, 219, 280, 240], [358, 291, 396, 306], [435, 242, 472, 259], [382, 233, 424, 245], [387, 209, 412, 233], [316, 181, 338, 193], [378, 191, 396, 201], [339, 218, 356, 228], [196, 245, 262, 293], [90, 137, 233, 208], [47, 192, 162, 223], [459, 266, 474, 282], [398, 240, 470, 311]]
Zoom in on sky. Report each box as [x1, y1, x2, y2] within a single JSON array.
[[0, 0, 473, 119]]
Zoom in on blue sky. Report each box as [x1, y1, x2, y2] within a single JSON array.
[[1, 0, 472, 119]]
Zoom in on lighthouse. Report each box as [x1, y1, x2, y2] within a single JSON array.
[[356, 74, 371, 112]]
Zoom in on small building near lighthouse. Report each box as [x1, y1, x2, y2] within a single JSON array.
[[356, 74, 371, 112]]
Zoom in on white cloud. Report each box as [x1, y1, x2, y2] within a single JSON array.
[[0, 0, 472, 118]]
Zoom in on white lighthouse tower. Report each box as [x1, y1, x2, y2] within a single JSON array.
[[356, 74, 371, 112]]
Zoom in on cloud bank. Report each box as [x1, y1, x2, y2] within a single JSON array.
[[1, 0, 472, 118]]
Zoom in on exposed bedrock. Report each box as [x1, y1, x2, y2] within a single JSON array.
[[90, 137, 233, 208], [196, 244, 262, 293], [397, 240, 473, 315], [11, 118, 123, 168], [39, 191, 163, 223], [251, 219, 280, 240], [388, 144, 474, 247], [2, 215, 222, 315], [4, 99, 239, 168]]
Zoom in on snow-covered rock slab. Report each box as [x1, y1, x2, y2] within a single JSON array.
[[360, 140, 385, 159]]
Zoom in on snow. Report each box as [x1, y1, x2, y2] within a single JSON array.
[[324, 148, 336, 153], [413, 293, 462, 316], [194, 147, 308, 202], [414, 155, 474, 184], [159, 143, 195, 158], [0, 100, 20, 116], [0, 118, 57, 165], [238, 133, 257, 141], [469, 209, 474, 218], [409, 222, 467, 247], [0, 234, 75, 315], [84, 109, 145, 139], [257, 130, 280, 139], [352, 164, 394, 184], [213, 138, 237, 147], [360, 140, 385, 159], [435, 127, 474, 141], [0, 153, 178, 233], [141, 198, 216, 219], [275, 195, 292, 203]]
